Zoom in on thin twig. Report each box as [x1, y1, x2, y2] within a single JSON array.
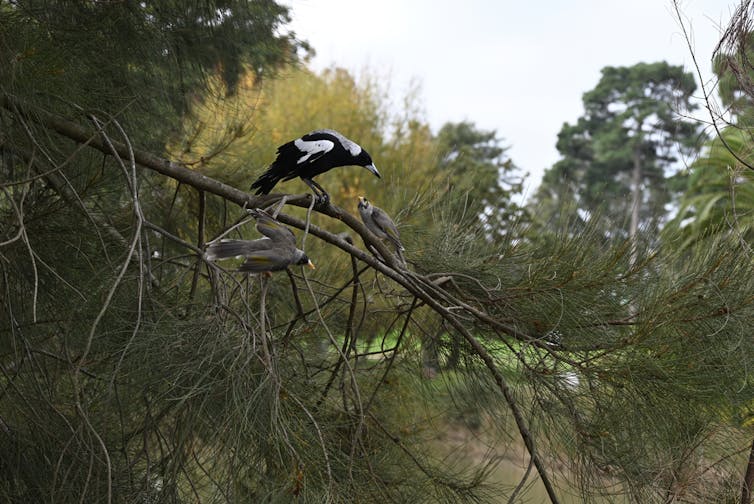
[[188, 189, 206, 309]]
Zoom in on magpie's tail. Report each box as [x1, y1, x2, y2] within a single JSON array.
[[250, 169, 281, 195]]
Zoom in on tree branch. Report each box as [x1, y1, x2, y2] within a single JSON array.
[[2, 93, 560, 503]]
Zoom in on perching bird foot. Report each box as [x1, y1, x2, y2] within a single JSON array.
[[312, 193, 330, 209]]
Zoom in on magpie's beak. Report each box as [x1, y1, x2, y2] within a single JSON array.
[[307, 260, 316, 270], [364, 163, 381, 178]]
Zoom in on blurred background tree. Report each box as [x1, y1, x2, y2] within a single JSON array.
[[664, 128, 754, 248], [666, 18, 754, 249], [1, 0, 306, 144], [434, 121, 528, 239], [532, 62, 701, 250]]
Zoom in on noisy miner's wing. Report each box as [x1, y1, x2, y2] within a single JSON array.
[[371, 207, 403, 250], [237, 247, 296, 273], [205, 238, 275, 261], [250, 209, 297, 245]]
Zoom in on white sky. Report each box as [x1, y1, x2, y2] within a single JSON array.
[[285, 0, 737, 197]]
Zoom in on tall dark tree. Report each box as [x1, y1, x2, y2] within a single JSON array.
[[435, 121, 528, 238], [1, 0, 305, 147], [533, 62, 700, 253], [0, 2, 308, 501]]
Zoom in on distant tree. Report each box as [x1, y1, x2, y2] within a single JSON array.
[[434, 121, 528, 239], [714, 30, 754, 125], [665, 128, 754, 248], [533, 62, 701, 255], [665, 17, 754, 249]]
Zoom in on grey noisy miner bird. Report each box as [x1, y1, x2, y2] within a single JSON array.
[[205, 209, 315, 273], [250, 129, 380, 204], [357, 196, 404, 257]]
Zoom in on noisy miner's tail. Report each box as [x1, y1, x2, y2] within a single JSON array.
[[205, 239, 267, 261]]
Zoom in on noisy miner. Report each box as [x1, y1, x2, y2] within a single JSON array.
[[357, 196, 405, 263], [205, 209, 315, 273]]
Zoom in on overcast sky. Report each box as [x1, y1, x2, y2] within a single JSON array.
[[286, 0, 737, 197]]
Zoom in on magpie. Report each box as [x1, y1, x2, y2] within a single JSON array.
[[205, 209, 315, 273], [250, 129, 380, 204]]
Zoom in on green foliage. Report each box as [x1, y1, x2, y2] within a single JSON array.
[[3, 3, 754, 503], [667, 22, 754, 250], [1, 0, 304, 148], [4, 122, 754, 502], [434, 121, 528, 239], [714, 30, 754, 125], [409, 208, 754, 501], [665, 127, 754, 248], [533, 62, 701, 237]]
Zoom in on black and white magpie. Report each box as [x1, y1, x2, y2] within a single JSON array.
[[250, 129, 380, 204], [205, 209, 315, 273]]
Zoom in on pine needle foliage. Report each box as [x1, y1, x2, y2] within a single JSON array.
[[3, 2, 754, 503], [4, 97, 754, 502]]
